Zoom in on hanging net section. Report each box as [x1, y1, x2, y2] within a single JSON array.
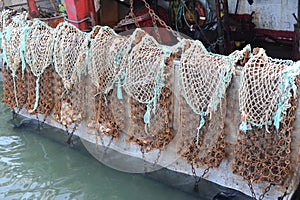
[[24, 19, 55, 115], [179, 40, 234, 135], [1, 12, 29, 110], [239, 48, 295, 131], [177, 39, 235, 170], [122, 33, 166, 125], [52, 22, 86, 127], [234, 49, 300, 189]]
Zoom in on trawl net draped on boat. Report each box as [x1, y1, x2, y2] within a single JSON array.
[[239, 48, 296, 131], [52, 22, 86, 127], [179, 40, 234, 144], [2, 12, 29, 110], [1, 11, 300, 196], [24, 20, 54, 115], [234, 48, 300, 188]]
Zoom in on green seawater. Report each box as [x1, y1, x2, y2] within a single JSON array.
[[0, 83, 203, 200]]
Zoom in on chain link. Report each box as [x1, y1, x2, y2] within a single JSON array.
[[140, 145, 147, 172], [258, 183, 275, 200], [65, 124, 78, 144], [277, 186, 288, 200], [153, 149, 162, 167], [103, 135, 114, 156], [247, 179, 257, 200], [140, 0, 181, 40], [247, 179, 276, 200], [114, 0, 140, 29], [191, 161, 210, 192], [129, 0, 140, 28]]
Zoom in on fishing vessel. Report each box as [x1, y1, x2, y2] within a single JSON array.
[[1, 1, 300, 199]]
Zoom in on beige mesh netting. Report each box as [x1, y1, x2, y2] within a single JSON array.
[[2, 11, 300, 197], [123, 34, 165, 106], [179, 40, 234, 145], [83, 26, 122, 140], [234, 78, 299, 185], [1, 12, 29, 110], [239, 48, 295, 130], [88, 26, 116, 92], [52, 22, 86, 127], [0, 9, 16, 32], [234, 48, 300, 197], [126, 59, 174, 152], [2, 12, 28, 73], [24, 20, 54, 114]]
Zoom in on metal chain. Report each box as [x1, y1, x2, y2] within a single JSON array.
[[207, 36, 223, 52], [140, 0, 181, 40], [191, 161, 210, 192], [141, 145, 147, 172], [66, 124, 78, 144], [277, 186, 289, 200], [129, 0, 140, 28], [259, 183, 275, 200], [247, 179, 275, 200], [152, 149, 162, 167], [114, 0, 140, 29], [247, 179, 257, 200], [103, 135, 114, 156]]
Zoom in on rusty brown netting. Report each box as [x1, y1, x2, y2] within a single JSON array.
[[52, 22, 86, 129], [178, 90, 227, 168], [25, 20, 55, 115], [233, 84, 299, 199], [176, 40, 234, 170], [234, 48, 300, 187], [82, 26, 122, 141], [126, 63, 174, 152], [26, 66, 53, 115], [2, 64, 27, 110]]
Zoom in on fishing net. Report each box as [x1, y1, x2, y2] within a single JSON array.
[[239, 48, 295, 130], [1, 12, 29, 110], [122, 34, 165, 106], [52, 22, 86, 128], [234, 49, 300, 186], [0, 9, 17, 32], [126, 61, 174, 152], [83, 26, 121, 140], [85, 28, 148, 141], [177, 39, 234, 169], [24, 20, 54, 115], [88, 26, 115, 92], [114, 30, 179, 154], [78, 26, 102, 134], [2, 12, 28, 73], [2, 11, 299, 198]]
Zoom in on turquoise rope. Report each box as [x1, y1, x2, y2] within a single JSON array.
[[20, 25, 30, 77], [196, 116, 205, 146], [33, 76, 41, 111], [273, 61, 300, 129]]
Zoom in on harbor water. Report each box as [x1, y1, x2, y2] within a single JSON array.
[[0, 82, 206, 200]]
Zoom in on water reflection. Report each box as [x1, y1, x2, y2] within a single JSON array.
[[0, 91, 200, 200]]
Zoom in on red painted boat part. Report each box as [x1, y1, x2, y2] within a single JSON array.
[[64, 0, 98, 31]]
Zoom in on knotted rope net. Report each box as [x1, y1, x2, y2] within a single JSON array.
[[1, 10, 299, 195], [24, 20, 54, 115], [234, 48, 300, 189], [178, 39, 234, 168], [52, 22, 86, 128], [83, 26, 123, 140], [239, 48, 295, 130], [1, 12, 29, 110]]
